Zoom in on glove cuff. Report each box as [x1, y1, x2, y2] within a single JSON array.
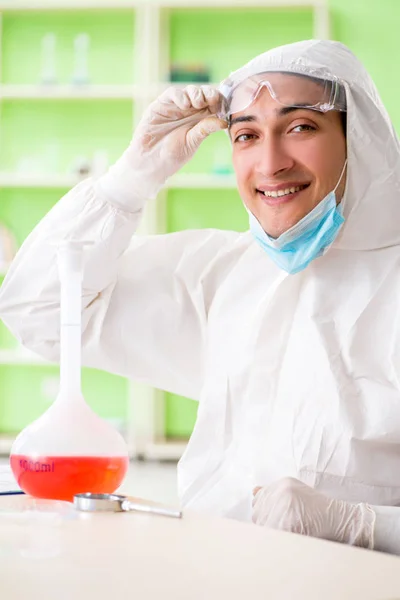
[[354, 503, 376, 549], [97, 151, 164, 213]]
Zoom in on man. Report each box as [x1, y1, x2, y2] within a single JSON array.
[[1, 40, 400, 553]]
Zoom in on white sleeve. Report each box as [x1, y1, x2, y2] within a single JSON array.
[[372, 505, 400, 555], [0, 157, 239, 400]]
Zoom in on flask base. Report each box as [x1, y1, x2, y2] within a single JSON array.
[[10, 454, 129, 502]]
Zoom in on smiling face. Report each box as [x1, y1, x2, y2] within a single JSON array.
[[229, 73, 347, 238]]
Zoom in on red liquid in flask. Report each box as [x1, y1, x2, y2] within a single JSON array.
[[10, 455, 129, 501]]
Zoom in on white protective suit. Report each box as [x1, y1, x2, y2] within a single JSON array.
[[1, 40, 400, 527]]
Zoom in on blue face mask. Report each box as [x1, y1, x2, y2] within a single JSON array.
[[249, 162, 347, 275]]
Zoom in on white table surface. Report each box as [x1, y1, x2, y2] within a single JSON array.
[[1, 494, 400, 600]]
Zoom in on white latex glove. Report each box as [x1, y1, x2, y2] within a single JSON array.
[[252, 477, 375, 549], [130, 84, 226, 168], [99, 85, 227, 209], [107, 85, 226, 202]]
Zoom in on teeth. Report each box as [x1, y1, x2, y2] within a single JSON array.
[[263, 185, 304, 198]]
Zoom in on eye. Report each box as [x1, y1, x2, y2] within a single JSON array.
[[290, 123, 316, 133], [234, 133, 257, 143]]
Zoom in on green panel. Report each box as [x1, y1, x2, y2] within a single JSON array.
[[0, 319, 18, 350], [179, 130, 233, 176], [330, 0, 400, 131], [1, 11, 134, 85], [0, 100, 132, 173], [0, 187, 63, 351], [0, 364, 59, 432], [169, 8, 314, 83], [82, 367, 128, 424], [165, 187, 247, 438], [0, 187, 59, 352], [165, 396, 198, 440], [166, 188, 247, 232], [0, 364, 127, 434], [0, 187, 62, 246], [0, 187, 62, 349]]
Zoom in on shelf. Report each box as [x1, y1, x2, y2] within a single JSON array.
[[0, 85, 141, 100], [140, 440, 188, 461], [0, 173, 82, 188], [1, 82, 235, 100], [0, 172, 237, 189], [0, 0, 324, 10], [0, 435, 14, 454], [158, 0, 321, 6], [159, 82, 220, 91], [0, 349, 53, 365], [167, 173, 236, 188], [0, 436, 186, 459], [0, 0, 140, 9], [0, 82, 229, 100]]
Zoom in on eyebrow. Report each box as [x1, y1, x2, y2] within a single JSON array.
[[228, 105, 320, 129]]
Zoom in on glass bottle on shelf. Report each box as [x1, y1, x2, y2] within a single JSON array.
[[72, 33, 91, 85], [40, 33, 58, 85]]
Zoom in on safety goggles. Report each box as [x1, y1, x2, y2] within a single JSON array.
[[219, 71, 347, 120]]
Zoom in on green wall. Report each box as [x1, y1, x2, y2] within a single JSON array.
[[330, 0, 400, 131], [0, 2, 399, 440]]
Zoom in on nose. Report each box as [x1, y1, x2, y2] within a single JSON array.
[[254, 135, 295, 179]]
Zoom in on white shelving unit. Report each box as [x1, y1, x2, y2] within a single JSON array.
[[0, 0, 330, 458]]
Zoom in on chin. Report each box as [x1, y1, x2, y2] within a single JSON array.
[[258, 217, 297, 238], [261, 206, 314, 237]]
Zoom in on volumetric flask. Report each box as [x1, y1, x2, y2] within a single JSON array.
[[10, 242, 129, 501]]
